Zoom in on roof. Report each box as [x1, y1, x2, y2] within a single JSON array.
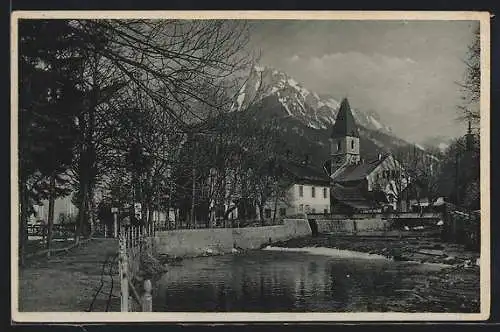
[[282, 162, 331, 186], [331, 98, 359, 138], [332, 155, 389, 183], [331, 184, 378, 210]]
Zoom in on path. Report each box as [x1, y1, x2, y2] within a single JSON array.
[[18, 238, 120, 312]]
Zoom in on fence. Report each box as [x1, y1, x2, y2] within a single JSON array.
[[118, 224, 154, 312], [27, 223, 77, 240], [306, 212, 442, 221], [442, 207, 480, 250], [153, 218, 285, 232], [28, 222, 114, 240]]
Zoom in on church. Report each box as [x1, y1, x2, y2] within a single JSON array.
[[326, 98, 408, 214]]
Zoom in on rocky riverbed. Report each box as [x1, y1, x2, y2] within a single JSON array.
[[269, 233, 481, 312]]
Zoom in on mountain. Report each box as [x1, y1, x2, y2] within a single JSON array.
[[420, 135, 452, 153], [233, 65, 393, 134], [232, 65, 424, 170]]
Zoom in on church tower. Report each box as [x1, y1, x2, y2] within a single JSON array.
[[330, 98, 360, 173]]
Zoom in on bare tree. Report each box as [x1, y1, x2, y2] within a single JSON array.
[[457, 24, 480, 128], [393, 146, 442, 211], [62, 19, 254, 239]]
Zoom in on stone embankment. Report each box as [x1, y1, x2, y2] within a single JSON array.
[[154, 219, 312, 258]]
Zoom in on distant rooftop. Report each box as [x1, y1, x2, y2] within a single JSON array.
[[281, 161, 331, 186]]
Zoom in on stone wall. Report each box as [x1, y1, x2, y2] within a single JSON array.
[[154, 219, 311, 257]]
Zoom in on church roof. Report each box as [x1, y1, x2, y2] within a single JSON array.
[[331, 98, 360, 138], [332, 154, 389, 183]]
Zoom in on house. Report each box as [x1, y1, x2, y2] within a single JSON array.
[[29, 195, 78, 225], [260, 160, 332, 220], [327, 98, 409, 214]]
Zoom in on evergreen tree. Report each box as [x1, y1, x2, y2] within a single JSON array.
[[18, 20, 85, 261]]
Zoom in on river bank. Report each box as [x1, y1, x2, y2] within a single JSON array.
[[270, 233, 480, 266], [268, 233, 480, 312]]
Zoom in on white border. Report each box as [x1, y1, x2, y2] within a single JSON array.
[[11, 10, 491, 323]]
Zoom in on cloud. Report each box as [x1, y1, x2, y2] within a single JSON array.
[[280, 51, 464, 141]]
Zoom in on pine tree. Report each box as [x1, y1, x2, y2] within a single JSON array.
[[18, 20, 84, 262]]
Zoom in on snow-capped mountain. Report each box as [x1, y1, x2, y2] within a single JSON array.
[[420, 135, 452, 153], [233, 65, 393, 134], [228, 65, 438, 170]]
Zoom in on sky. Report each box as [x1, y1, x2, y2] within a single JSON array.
[[246, 20, 479, 143]]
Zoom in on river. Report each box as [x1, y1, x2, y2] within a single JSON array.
[[154, 247, 452, 312]]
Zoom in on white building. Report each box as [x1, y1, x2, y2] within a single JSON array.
[[30, 195, 78, 225], [262, 161, 331, 220]]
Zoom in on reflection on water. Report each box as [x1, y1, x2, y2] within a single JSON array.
[[154, 250, 435, 312]]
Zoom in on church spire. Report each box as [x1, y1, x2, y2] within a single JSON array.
[[331, 98, 359, 138]]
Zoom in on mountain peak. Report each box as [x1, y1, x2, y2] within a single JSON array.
[[235, 65, 393, 134]]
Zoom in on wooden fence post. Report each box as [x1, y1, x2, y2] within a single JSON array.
[[119, 232, 129, 312], [142, 279, 153, 312]]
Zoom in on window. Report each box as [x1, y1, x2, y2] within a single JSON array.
[[265, 209, 272, 218], [337, 141, 341, 152], [279, 208, 286, 216], [323, 187, 328, 198], [299, 185, 304, 197], [311, 186, 316, 198], [351, 140, 354, 149]]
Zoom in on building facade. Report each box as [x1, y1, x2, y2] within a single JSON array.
[[328, 98, 409, 213], [260, 161, 331, 220]]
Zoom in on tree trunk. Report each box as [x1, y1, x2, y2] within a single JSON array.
[[88, 190, 95, 237], [224, 204, 237, 221], [19, 182, 30, 267], [46, 173, 56, 258], [258, 204, 265, 226], [190, 138, 196, 229], [272, 194, 279, 225], [147, 203, 154, 230], [75, 181, 88, 245]]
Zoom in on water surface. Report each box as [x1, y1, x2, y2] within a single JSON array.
[[155, 247, 443, 312]]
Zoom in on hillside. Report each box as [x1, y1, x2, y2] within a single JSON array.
[[233, 66, 422, 172], [234, 65, 394, 134]]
